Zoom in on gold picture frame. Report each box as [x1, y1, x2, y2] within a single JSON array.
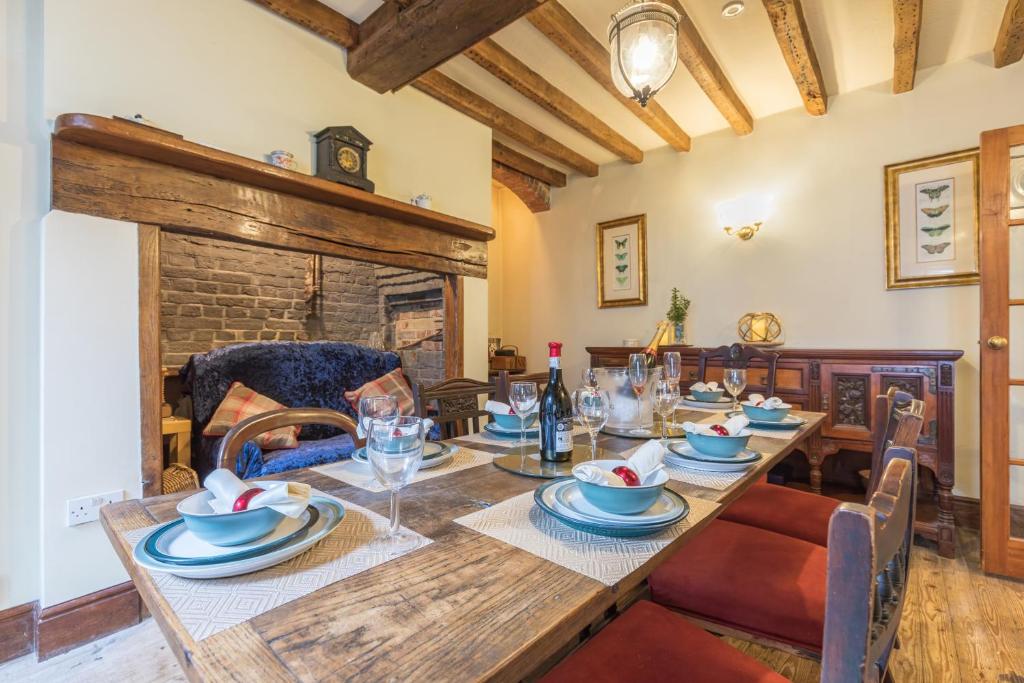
[[885, 148, 980, 289], [597, 214, 647, 308]]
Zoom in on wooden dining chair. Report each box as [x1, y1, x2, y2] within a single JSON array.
[[696, 342, 781, 397], [411, 377, 497, 439], [541, 452, 916, 683], [494, 369, 549, 404], [214, 408, 360, 474], [719, 389, 924, 546]]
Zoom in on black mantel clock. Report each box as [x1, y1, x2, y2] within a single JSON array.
[[313, 126, 375, 193]]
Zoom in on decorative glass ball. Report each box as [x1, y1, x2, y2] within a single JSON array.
[[738, 312, 783, 345]]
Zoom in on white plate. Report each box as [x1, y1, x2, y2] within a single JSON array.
[[554, 481, 683, 525], [680, 396, 732, 409], [485, 421, 539, 435], [134, 494, 345, 579], [666, 442, 761, 472], [540, 479, 686, 528], [152, 506, 314, 562], [351, 443, 455, 470]]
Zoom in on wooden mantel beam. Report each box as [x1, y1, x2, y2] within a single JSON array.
[[994, 0, 1024, 68], [664, 0, 754, 135], [762, 0, 827, 116], [527, 1, 690, 152], [349, 0, 548, 93], [492, 141, 566, 187], [248, 0, 358, 48], [892, 0, 923, 93], [413, 71, 599, 177], [466, 39, 643, 164]]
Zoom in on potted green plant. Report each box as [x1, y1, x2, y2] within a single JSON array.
[[666, 288, 690, 344]]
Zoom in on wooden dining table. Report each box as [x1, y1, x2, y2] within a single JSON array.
[[101, 410, 825, 682]]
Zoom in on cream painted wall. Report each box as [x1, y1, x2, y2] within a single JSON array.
[[496, 56, 1024, 501], [10, 0, 493, 609]]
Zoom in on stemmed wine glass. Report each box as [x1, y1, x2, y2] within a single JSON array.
[[723, 368, 748, 411], [509, 381, 539, 447], [662, 352, 682, 393], [358, 395, 399, 439], [574, 387, 610, 459], [366, 416, 425, 545], [652, 380, 680, 441], [627, 353, 649, 433], [581, 367, 599, 389]]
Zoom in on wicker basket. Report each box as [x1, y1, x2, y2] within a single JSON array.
[[162, 463, 200, 494]]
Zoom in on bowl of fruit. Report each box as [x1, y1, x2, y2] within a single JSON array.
[[176, 483, 285, 546], [741, 396, 791, 422], [572, 460, 669, 515], [686, 424, 752, 458]]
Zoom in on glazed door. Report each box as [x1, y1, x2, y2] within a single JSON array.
[[980, 124, 1024, 578]]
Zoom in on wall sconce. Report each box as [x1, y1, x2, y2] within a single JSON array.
[[716, 194, 773, 241]]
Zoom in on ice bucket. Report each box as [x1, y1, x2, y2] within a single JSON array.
[[594, 366, 662, 429]]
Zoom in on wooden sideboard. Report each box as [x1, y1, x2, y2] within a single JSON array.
[[587, 346, 963, 557]]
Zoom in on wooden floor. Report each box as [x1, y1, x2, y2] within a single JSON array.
[[2, 528, 1022, 683]]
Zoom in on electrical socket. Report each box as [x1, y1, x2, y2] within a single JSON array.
[[66, 490, 125, 527]]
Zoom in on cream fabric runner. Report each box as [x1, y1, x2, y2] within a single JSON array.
[[313, 445, 492, 493]]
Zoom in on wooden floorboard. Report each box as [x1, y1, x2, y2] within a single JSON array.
[[2, 530, 1022, 682]]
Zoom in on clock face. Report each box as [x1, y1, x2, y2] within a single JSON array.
[[336, 146, 361, 174]]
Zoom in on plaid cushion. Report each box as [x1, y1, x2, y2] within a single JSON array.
[[344, 368, 415, 416], [202, 381, 300, 450]]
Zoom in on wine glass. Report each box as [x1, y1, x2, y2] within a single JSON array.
[[358, 395, 399, 438], [575, 387, 611, 458], [662, 352, 682, 393], [628, 353, 649, 432], [652, 380, 680, 440], [366, 416, 425, 544], [509, 381, 538, 447], [581, 367, 599, 389], [723, 368, 748, 411]]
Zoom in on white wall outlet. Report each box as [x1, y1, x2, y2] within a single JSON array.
[[66, 490, 125, 527]]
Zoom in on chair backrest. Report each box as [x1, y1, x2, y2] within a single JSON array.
[[866, 388, 925, 498], [821, 447, 917, 683], [215, 408, 359, 473], [412, 377, 496, 439], [696, 343, 780, 396], [494, 370, 549, 404]]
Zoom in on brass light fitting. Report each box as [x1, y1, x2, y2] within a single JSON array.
[[723, 221, 762, 241]]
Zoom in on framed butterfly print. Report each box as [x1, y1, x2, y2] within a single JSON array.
[[885, 148, 980, 289], [596, 214, 647, 308]]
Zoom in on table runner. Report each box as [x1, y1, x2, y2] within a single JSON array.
[[454, 491, 718, 586], [125, 496, 430, 641], [313, 445, 492, 492]]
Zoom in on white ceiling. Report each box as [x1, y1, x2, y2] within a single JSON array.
[[327, 0, 1008, 170]]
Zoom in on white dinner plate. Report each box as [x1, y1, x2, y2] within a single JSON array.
[[680, 396, 733, 409], [351, 442, 454, 470], [665, 442, 762, 472], [554, 481, 685, 525], [539, 478, 687, 529]]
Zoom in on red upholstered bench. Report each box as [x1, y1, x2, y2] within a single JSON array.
[[540, 600, 786, 683]]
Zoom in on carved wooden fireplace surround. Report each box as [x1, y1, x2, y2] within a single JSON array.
[[51, 113, 494, 498]]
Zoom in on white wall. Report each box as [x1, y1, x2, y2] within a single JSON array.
[[496, 56, 1024, 500]]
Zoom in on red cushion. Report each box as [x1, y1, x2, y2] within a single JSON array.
[[541, 601, 786, 683], [650, 520, 827, 652], [720, 483, 840, 546]]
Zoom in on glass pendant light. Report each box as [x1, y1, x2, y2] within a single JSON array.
[[608, 1, 680, 107]]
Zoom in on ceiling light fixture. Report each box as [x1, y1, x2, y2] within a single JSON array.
[[721, 1, 745, 18], [608, 1, 680, 108]]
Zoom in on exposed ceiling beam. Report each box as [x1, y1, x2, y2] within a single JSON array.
[[349, 0, 549, 93], [994, 0, 1024, 68], [493, 162, 551, 212], [248, 0, 358, 48], [413, 71, 599, 177], [493, 141, 567, 187], [526, 1, 691, 152], [762, 0, 827, 116], [892, 0, 923, 93], [664, 0, 754, 135], [466, 39, 643, 164]]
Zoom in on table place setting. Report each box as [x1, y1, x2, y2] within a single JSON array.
[[314, 443, 493, 492]]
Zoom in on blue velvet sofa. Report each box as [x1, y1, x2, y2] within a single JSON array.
[[181, 341, 401, 479]]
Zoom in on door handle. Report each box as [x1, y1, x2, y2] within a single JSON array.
[[987, 335, 1008, 350]]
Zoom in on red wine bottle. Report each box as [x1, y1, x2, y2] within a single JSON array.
[[539, 341, 574, 462]]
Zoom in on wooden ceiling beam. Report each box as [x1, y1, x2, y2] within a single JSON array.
[[664, 0, 753, 135], [247, 0, 358, 48], [413, 70, 598, 177], [466, 39, 643, 164], [492, 141, 567, 187], [994, 0, 1024, 68], [348, 0, 548, 93], [892, 0, 923, 93], [492, 162, 551, 213], [762, 0, 827, 116], [526, 1, 691, 152]]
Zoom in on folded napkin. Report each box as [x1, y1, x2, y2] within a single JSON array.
[[572, 440, 666, 487], [747, 394, 787, 410], [204, 469, 311, 518], [682, 414, 750, 436], [689, 381, 719, 393], [485, 400, 539, 416], [572, 464, 625, 487]]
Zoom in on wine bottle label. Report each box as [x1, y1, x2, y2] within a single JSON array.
[[555, 418, 574, 452]]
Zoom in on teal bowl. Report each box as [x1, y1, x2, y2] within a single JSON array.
[[573, 460, 668, 515], [742, 402, 791, 422], [687, 430, 752, 458], [176, 487, 285, 546], [491, 412, 538, 430], [690, 389, 725, 402]]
